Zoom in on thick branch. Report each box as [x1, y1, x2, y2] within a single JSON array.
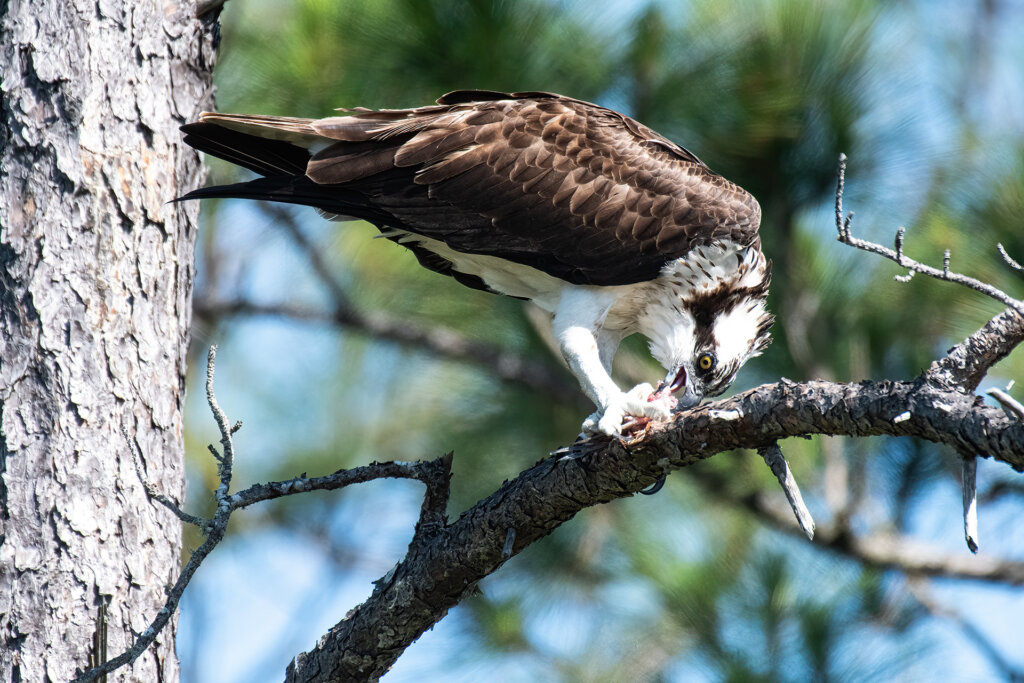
[[284, 373, 1024, 681], [927, 307, 1024, 392]]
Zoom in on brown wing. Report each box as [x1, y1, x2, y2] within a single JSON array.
[[180, 90, 761, 286]]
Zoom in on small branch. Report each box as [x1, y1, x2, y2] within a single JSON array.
[[75, 349, 449, 682], [962, 455, 979, 553], [413, 452, 453, 540], [206, 345, 235, 504], [123, 426, 210, 530], [757, 444, 814, 539], [834, 156, 1024, 316], [987, 387, 1024, 419], [893, 227, 916, 282], [225, 462, 437, 512], [927, 307, 1024, 392], [998, 243, 1023, 273], [193, 296, 580, 404], [834, 153, 853, 241]]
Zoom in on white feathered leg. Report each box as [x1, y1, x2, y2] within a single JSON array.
[[553, 288, 673, 435]]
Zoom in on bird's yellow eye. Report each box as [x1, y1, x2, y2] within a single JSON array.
[[698, 353, 714, 371]]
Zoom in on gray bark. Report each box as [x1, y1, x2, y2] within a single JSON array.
[[0, 2, 216, 680], [286, 307, 1024, 681]]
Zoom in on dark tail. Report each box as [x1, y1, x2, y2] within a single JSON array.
[[180, 122, 310, 177], [177, 124, 399, 225]]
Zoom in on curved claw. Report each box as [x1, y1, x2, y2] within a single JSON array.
[[639, 474, 667, 495], [581, 383, 678, 436]]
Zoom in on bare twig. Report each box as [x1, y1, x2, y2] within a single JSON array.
[[206, 345, 235, 504], [998, 243, 1023, 273], [757, 444, 814, 540], [123, 426, 211, 530], [834, 156, 1024, 316], [962, 455, 979, 553], [987, 387, 1024, 419], [74, 348, 452, 682], [894, 227, 916, 282]]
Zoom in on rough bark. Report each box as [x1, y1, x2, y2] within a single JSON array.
[[286, 351, 1024, 680], [0, 2, 216, 680]]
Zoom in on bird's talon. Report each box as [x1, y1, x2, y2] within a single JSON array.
[[639, 474, 667, 495], [621, 416, 651, 436]]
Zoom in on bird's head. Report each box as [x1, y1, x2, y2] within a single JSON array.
[[643, 245, 773, 408]]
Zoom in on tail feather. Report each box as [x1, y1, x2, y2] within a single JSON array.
[[175, 175, 396, 226], [180, 122, 310, 177], [198, 112, 319, 139]]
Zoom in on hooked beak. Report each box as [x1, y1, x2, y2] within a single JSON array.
[[650, 364, 701, 409]]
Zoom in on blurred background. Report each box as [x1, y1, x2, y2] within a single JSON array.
[[176, 0, 1024, 680]]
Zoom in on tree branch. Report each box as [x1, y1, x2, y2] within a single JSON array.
[[834, 154, 1024, 317], [690, 465, 1024, 585], [193, 296, 580, 404], [285, 366, 1024, 680], [927, 307, 1024, 393], [73, 348, 453, 682], [757, 443, 815, 539]]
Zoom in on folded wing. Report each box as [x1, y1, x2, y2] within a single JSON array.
[[180, 90, 761, 287]]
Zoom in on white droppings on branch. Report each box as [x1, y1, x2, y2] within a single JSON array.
[[709, 409, 743, 421], [502, 528, 516, 559]]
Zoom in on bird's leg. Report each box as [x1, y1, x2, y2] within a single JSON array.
[[553, 289, 672, 436]]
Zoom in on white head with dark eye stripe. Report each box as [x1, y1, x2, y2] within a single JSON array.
[[643, 244, 773, 406], [697, 294, 773, 397]]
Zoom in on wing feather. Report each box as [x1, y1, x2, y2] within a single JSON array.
[[182, 90, 762, 286]]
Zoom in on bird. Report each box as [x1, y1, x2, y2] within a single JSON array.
[[179, 90, 773, 436]]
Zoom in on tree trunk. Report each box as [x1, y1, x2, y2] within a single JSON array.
[[0, 2, 216, 680]]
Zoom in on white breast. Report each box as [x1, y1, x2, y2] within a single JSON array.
[[386, 230, 649, 319]]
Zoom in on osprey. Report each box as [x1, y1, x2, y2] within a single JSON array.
[[180, 90, 772, 436]]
